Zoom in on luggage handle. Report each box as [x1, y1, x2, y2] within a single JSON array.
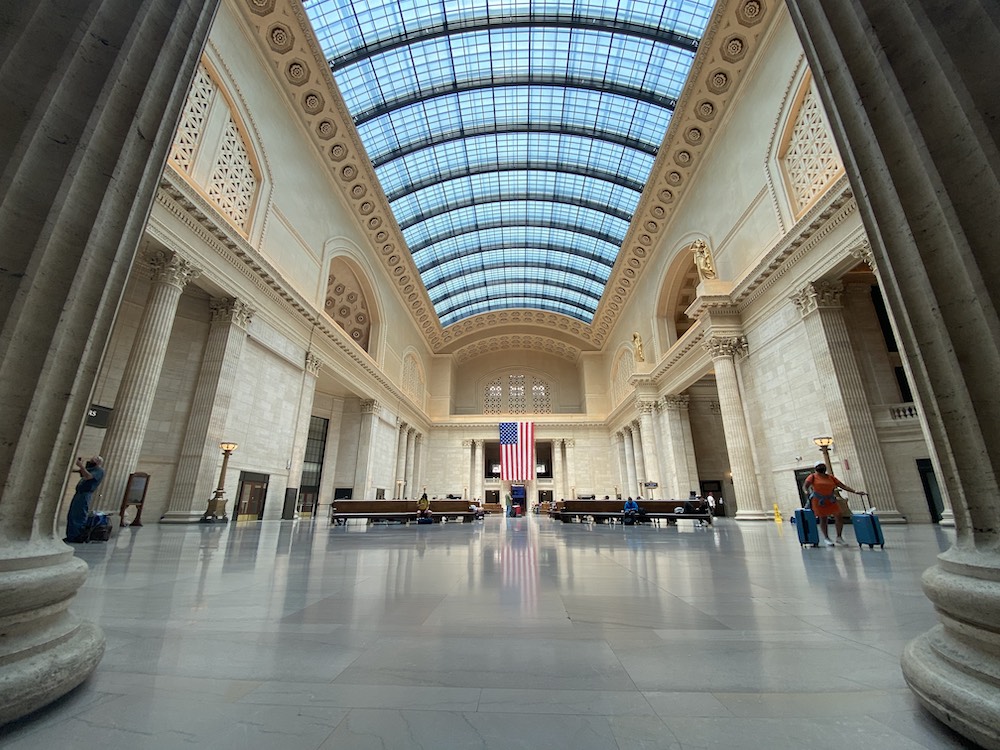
[[855, 490, 874, 513]]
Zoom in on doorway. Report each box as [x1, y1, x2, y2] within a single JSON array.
[[793, 469, 814, 508], [485, 489, 499, 504], [236, 472, 269, 521], [916, 458, 944, 523]]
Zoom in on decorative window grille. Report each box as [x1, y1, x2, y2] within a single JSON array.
[[782, 84, 842, 215], [206, 116, 257, 231], [531, 379, 551, 414], [169, 64, 216, 174], [402, 353, 425, 407], [612, 351, 635, 406], [484, 379, 503, 414], [508, 374, 526, 414]]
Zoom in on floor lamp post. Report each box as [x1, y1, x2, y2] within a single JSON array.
[[812, 436, 833, 468], [201, 441, 237, 523]]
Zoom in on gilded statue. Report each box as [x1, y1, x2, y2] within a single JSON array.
[[692, 239, 717, 280], [632, 332, 645, 362]]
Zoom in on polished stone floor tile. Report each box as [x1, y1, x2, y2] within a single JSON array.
[[0, 517, 968, 749]]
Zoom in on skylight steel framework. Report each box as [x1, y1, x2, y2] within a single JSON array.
[[305, 0, 715, 326]]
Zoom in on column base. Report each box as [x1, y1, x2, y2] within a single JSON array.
[[865, 508, 907, 524], [159, 510, 208, 524], [938, 510, 956, 528], [0, 550, 106, 725], [734, 509, 772, 521], [903, 626, 1000, 750]]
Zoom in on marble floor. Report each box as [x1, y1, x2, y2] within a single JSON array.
[[0, 515, 977, 749]]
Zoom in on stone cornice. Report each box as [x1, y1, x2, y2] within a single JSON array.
[[153, 170, 417, 412]]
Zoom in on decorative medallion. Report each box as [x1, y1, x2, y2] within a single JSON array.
[[737, 0, 765, 26], [268, 23, 292, 52], [722, 35, 747, 62], [696, 100, 716, 121], [317, 120, 336, 139], [708, 70, 731, 93], [286, 61, 308, 85], [302, 91, 323, 113]]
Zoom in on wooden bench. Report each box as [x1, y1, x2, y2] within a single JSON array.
[[329, 499, 475, 525], [555, 499, 712, 526]]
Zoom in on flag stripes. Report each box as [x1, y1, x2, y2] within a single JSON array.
[[499, 421, 535, 481]]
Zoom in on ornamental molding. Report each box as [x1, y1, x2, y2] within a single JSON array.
[[153, 172, 417, 409], [453, 334, 581, 364], [235, 0, 776, 354], [847, 238, 877, 270]]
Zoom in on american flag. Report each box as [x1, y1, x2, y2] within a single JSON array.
[[499, 422, 535, 481]]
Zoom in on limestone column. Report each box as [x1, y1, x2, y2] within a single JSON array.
[[353, 400, 380, 499], [792, 281, 902, 521], [394, 420, 408, 498], [614, 431, 628, 498], [623, 427, 638, 501], [785, 3, 1000, 744], [679, 400, 700, 492], [661, 396, 692, 499], [637, 401, 660, 497], [630, 421, 647, 498], [99, 250, 202, 513], [163, 297, 253, 523], [564, 439, 576, 498], [319, 398, 345, 514], [404, 427, 417, 499], [0, 0, 221, 724], [283, 352, 322, 518], [473, 439, 485, 500], [462, 440, 473, 498], [413, 433, 424, 496], [705, 336, 767, 520], [553, 439, 565, 499]]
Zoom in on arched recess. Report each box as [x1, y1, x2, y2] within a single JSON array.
[[323, 250, 383, 358], [401, 348, 427, 410], [655, 238, 703, 349], [166, 51, 271, 242], [610, 346, 635, 409]]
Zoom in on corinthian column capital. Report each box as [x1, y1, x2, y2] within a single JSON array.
[[704, 335, 747, 360], [146, 248, 201, 289], [791, 280, 844, 317], [305, 351, 323, 375], [661, 394, 690, 410], [636, 399, 657, 415], [209, 297, 254, 329], [360, 399, 380, 415], [847, 238, 877, 271]]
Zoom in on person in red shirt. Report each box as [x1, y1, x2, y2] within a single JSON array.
[[803, 461, 863, 546]]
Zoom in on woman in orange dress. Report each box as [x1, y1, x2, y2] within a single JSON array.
[[803, 461, 862, 546]]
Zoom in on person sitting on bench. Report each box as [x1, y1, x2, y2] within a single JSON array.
[[417, 493, 432, 519]]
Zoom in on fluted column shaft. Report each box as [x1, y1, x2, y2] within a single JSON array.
[[552, 439, 564, 499], [99, 251, 201, 513], [404, 428, 417, 499], [614, 432, 628, 498], [637, 402, 659, 497], [630, 422, 647, 498], [319, 398, 345, 513], [284, 352, 322, 516], [413, 434, 424, 496], [0, 0, 220, 724], [793, 281, 901, 520], [394, 421, 408, 498], [473, 439, 485, 500], [353, 401, 380, 499], [662, 396, 693, 499], [624, 428, 638, 500], [462, 440, 473, 498], [564, 439, 576, 498], [163, 297, 252, 522], [786, 3, 1000, 745], [706, 336, 766, 519]]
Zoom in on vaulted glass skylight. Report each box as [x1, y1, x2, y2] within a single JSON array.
[[304, 0, 714, 327]]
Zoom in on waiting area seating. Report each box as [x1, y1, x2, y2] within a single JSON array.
[[329, 499, 475, 525], [554, 498, 712, 525]]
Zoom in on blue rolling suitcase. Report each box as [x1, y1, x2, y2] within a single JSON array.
[[794, 507, 819, 547], [852, 493, 884, 549]]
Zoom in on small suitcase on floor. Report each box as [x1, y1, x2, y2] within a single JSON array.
[[794, 507, 819, 547], [82, 512, 112, 542], [417, 516, 433, 525], [852, 493, 884, 549]]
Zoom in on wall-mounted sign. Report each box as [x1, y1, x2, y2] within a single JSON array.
[[85, 404, 112, 428]]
